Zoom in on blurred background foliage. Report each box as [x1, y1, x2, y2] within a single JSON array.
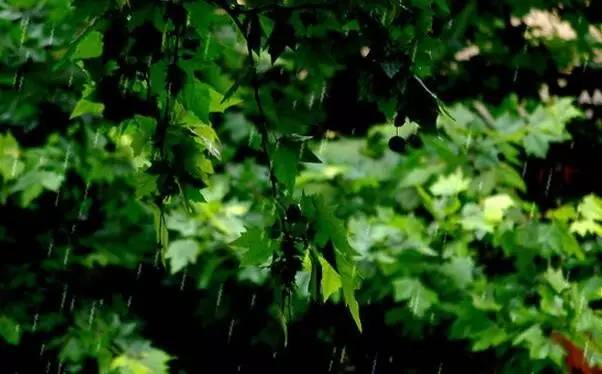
[[0, 0, 601, 373]]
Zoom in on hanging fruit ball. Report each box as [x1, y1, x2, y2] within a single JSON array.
[[388, 136, 405, 153], [408, 135, 422, 148]]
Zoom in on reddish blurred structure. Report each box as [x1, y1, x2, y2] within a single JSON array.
[[551, 332, 602, 374]]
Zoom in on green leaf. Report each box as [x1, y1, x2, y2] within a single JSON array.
[[319, 256, 342, 302], [546, 204, 577, 222], [70, 99, 105, 119], [440, 256, 474, 288], [186, 122, 221, 160], [400, 164, 443, 188], [185, 2, 214, 36], [483, 194, 514, 222], [10, 170, 64, 196], [471, 325, 508, 351], [72, 31, 103, 59], [513, 324, 564, 363], [231, 227, 277, 266], [430, 168, 470, 196], [570, 220, 602, 236], [0, 133, 23, 180], [111, 347, 171, 374], [308, 197, 361, 330], [273, 140, 300, 192], [182, 79, 241, 124], [543, 268, 569, 293], [182, 79, 211, 123], [0, 316, 20, 345], [577, 194, 602, 221], [342, 273, 362, 332], [393, 277, 438, 317], [433, 0, 450, 13], [313, 198, 352, 254], [166, 239, 200, 274], [134, 173, 157, 199]]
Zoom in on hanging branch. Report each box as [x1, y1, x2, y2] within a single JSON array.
[[216, 1, 283, 211]]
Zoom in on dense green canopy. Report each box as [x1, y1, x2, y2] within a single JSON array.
[[0, 0, 601, 372]]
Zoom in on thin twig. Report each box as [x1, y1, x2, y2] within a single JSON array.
[[218, 0, 282, 205]]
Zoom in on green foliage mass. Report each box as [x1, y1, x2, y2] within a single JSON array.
[[0, 0, 601, 372]]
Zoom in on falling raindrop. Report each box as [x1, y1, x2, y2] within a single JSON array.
[[63, 247, 71, 266], [522, 161, 528, 178], [54, 189, 61, 207], [161, 26, 167, 52], [69, 296, 76, 312], [10, 158, 18, 177], [20, 18, 29, 47], [215, 284, 223, 313], [179, 268, 187, 291], [60, 285, 68, 311], [127, 295, 133, 309], [328, 346, 337, 372], [227, 319, 236, 343], [371, 353, 378, 374], [78, 182, 91, 220], [248, 127, 256, 146], [32, 313, 39, 332], [308, 93, 315, 109], [88, 301, 96, 328], [411, 294, 420, 315], [320, 84, 327, 103], [250, 293, 256, 309], [40, 343, 46, 356], [93, 129, 100, 147], [339, 346, 346, 363], [47, 240, 54, 257], [437, 363, 444, 374], [318, 138, 327, 155], [203, 33, 212, 58], [136, 263, 143, 280], [49, 25, 55, 46], [544, 169, 553, 197], [63, 144, 71, 171]]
